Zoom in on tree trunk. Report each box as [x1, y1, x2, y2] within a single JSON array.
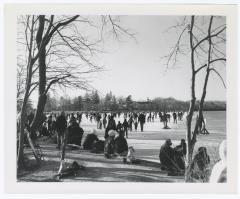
[[29, 15, 47, 138], [185, 15, 196, 182], [58, 129, 69, 174], [25, 129, 41, 163], [17, 15, 36, 169], [18, 107, 27, 168]]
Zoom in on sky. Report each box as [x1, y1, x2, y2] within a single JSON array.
[[28, 15, 226, 104]]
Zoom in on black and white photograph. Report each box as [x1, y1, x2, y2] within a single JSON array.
[[2, 3, 239, 195], [16, 13, 228, 183]]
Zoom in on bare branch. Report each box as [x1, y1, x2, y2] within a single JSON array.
[[210, 68, 226, 88], [195, 58, 226, 74]]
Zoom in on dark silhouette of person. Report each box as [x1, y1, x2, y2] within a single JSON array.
[[159, 139, 176, 172], [67, 118, 84, 146], [116, 121, 122, 133], [83, 129, 99, 150], [103, 116, 107, 129], [104, 130, 116, 158], [138, 112, 146, 132], [173, 112, 177, 124], [190, 147, 210, 180], [174, 139, 187, 171], [134, 117, 138, 131], [55, 111, 67, 149], [128, 116, 133, 132], [114, 130, 128, 163], [122, 119, 129, 138], [40, 122, 50, 137], [105, 116, 117, 138]]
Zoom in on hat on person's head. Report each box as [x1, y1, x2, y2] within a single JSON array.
[[166, 139, 172, 146], [181, 139, 185, 143], [108, 130, 116, 137]]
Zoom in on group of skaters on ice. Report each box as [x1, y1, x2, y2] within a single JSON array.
[[25, 110, 223, 182]]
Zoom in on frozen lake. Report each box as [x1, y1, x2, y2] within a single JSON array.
[[79, 111, 226, 163]]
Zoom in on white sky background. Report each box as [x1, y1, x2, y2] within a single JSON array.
[[29, 15, 226, 103]]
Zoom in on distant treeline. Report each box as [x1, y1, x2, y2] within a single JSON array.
[[42, 91, 226, 112]]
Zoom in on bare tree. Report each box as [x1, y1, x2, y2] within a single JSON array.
[[17, 15, 134, 169], [163, 16, 226, 181]]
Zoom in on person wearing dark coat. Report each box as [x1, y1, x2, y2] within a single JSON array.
[[138, 113, 146, 132], [55, 111, 67, 149], [105, 116, 117, 138], [103, 116, 107, 129], [122, 119, 129, 138], [174, 139, 187, 171], [104, 130, 116, 158], [40, 122, 50, 137], [159, 139, 176, 172], [128, 116, 133, 132], [116, 121, 123, 133], [83, 129, 99, 150], [47, 114, 53, 136], [67, 119, 84, 146], [114, 130, 128, 163], [190, 147, 210, 180]]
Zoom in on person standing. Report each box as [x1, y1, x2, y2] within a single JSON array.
[[128, 116, 133, 132], [103, 115, 107, 129], [173, 112, 177, 124], [105, 116, 117, 138], [116, 121, 123, 133], [134, 116, 138, 131], [122, 118, 129, 138], [55, 111, 67, 149], [138, 112, 146, 132]]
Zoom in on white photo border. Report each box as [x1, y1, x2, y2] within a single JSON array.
[[4, 3, 238, 194]]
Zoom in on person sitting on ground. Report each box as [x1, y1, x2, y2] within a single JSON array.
[[40, 122, 50, 137], [190, 146, 210, 181], [174, 139, 187, 171], [91, 139, 105, 154], [209, 140, 227, 183], [104, 130, 117, 158], [159, 139, 177, 173], [83, 129, 99, 150], [114, 130, 128, 163], [67, 118, 84, 146], [175, 139, 187, 156]]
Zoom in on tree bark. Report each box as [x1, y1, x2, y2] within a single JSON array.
[[17, 16, 35, 168], [185, 16, 214, 182], [185, 16, 196, 182]]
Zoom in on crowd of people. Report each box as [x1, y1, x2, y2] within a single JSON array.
[[22, 109, 224, 182]]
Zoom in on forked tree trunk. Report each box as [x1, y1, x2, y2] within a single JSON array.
[[185, 16, 213, 182]]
